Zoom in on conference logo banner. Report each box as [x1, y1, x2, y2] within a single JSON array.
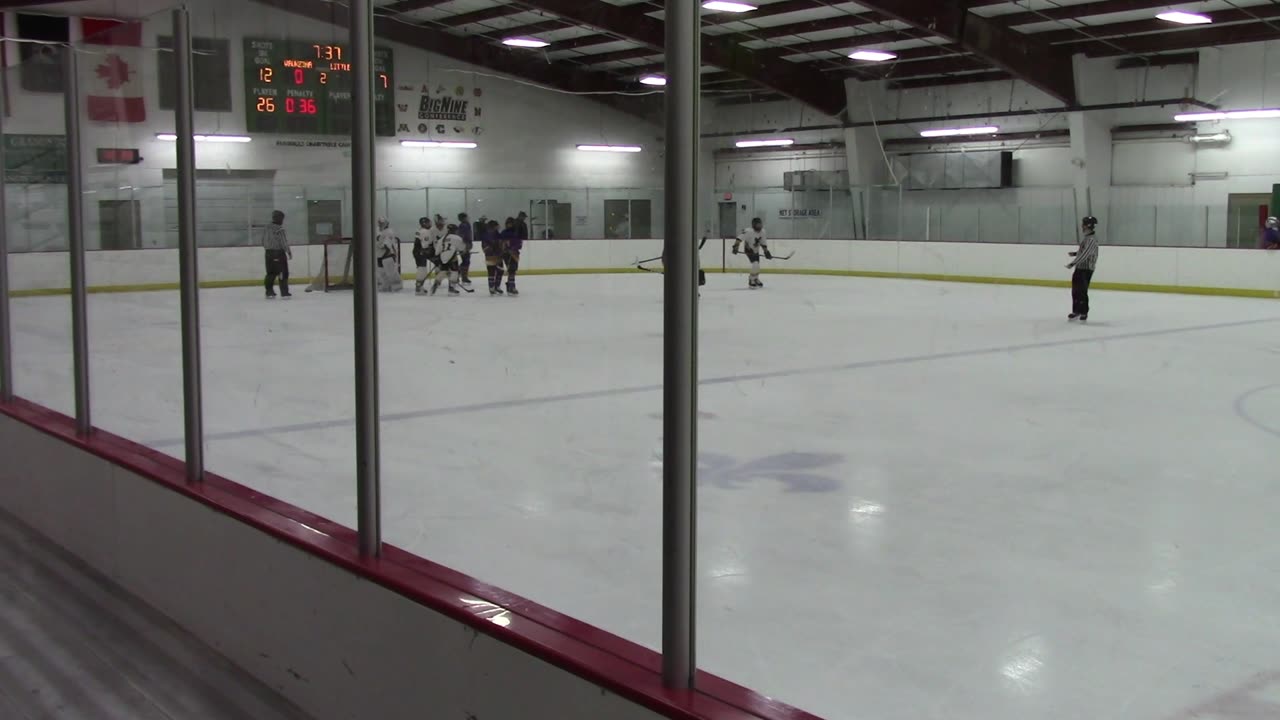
[[395, 79, 485, 138]]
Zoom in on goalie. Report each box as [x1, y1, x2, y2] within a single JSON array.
[[732, 217, 771, 289], [376, 218, 403, 292]]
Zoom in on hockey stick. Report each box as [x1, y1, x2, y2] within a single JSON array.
[[634, 254, 663, 266], [766, 251, 796, 261], [634, 263, 662, 273]]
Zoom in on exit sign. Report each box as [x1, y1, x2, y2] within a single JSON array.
[[96, 147, 142, 165]]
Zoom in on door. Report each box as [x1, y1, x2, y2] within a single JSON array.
[[1226, 193, 1270, 248], [98, 199, 141, 250], [307, 200, 343, 243], [604, 199, 630, 238], [719, 201, 737, 238], [529, 199, 568, 239], [552, 202, 572, 240]]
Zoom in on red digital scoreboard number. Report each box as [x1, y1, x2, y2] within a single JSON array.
[[96, 148, 142, 165]]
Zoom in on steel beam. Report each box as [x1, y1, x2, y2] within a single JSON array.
[[852, 0, 1077, 104], [519, 0, 849, 116]]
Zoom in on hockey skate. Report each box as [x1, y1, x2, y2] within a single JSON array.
[[490, 286, 504, 296], [1068, 313, 1079, 320], [506, 283, 519, 296]]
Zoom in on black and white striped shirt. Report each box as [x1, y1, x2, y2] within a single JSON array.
[[1071, 232, 1099, 271], [261, 224, 289, 252]]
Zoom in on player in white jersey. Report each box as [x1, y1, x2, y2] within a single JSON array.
[[375, 218, 403, 292], [732, 217, 772, 288], [430, 224, 464, 295], [412, 216, 437, 294]]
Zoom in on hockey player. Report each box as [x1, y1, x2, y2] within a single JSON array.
[[479, 219, 507, 295], [413, 216, 436, 294], [1263, 216, 1279, 250], [430, 223, 464, 295], [376, 218, 402, 292], [500, 217, 522, 296], [457, 212, 475, 292], [732, 217, 771, 288], [1067, 215, 1101, 321]]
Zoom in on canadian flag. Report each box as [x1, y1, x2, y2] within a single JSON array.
[[80, 18, 146, 123]]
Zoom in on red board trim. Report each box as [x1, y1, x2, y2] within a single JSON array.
[[0, 398, 822, 720]]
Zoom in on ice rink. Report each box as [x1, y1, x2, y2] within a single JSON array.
[[10, 272, 1280, 720]]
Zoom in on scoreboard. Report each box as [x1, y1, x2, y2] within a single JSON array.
[[244, 38, 395, 137]]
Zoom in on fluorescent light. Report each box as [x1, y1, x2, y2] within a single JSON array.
[[400, 140, 478, 149], [155, 133, 251, 143], [1156, 11, 1211, 24], [702, 1, 757, 11], [639, 74, 667, 86], [502, 37, 549, 48], [848, 50, 897, 62], [1174, 108, 1280, 121], [919, 126, 999, 138], [576, 144, 643, 153], [735, 138, 795, 148], [1225, 108, 1280, 119], [1174, 111, 1226, 121]]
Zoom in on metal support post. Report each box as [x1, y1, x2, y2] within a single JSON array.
[[64, 46, 90, 435], [351, 0, 381, 557], [661, 0, 699, 691], [0, 93, 12, 402], [174, 7, 203, 481]]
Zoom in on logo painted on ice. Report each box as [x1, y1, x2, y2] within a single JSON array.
[[698, 452, 843, 493]]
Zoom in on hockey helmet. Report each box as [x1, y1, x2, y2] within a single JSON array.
[[1081, 215, 1098, 231], [1267, 216, 1279, 230]]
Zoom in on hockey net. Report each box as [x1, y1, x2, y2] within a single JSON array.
[[307, 238, 354, 292]]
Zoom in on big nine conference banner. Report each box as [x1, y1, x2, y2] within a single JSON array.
[[395, 78, 486, 139]]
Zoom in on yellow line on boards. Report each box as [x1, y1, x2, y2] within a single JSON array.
[[7, 268, 1279, 300]]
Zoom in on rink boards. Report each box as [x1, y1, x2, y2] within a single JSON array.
[[7, 237, 1280, 298]]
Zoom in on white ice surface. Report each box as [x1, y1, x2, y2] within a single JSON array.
[[10, 274, 1280, 720]]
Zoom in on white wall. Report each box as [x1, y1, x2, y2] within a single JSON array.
[[833, 43, 1280, 247], [1, 3, 664, 250]]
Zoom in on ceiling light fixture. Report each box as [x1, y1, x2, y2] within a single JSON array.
[[577, 144, 643, 153], [702, 1, 757, 12], [1189, 131, 1231, 144], [919, 126, 999, 138], [155, 133, 251, 143], [848, 50, 897, 62], [1174, 108, 1280, 121], [735, 138, 795, 148], [639, 74, 667, 86], [400, 140, 478, 149], [1156, 11, 1212, 24], [502, 37, 549, 48]]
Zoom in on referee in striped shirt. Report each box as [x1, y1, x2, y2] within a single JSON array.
[[263, 209, 292, 299], [1068, 215, 1100, 321]]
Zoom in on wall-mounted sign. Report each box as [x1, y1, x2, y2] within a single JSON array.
[[96, 147, 143, 164], [395, 79, 486, 138], [778, 208, 822, 219], [4, 134, 67, 184]]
